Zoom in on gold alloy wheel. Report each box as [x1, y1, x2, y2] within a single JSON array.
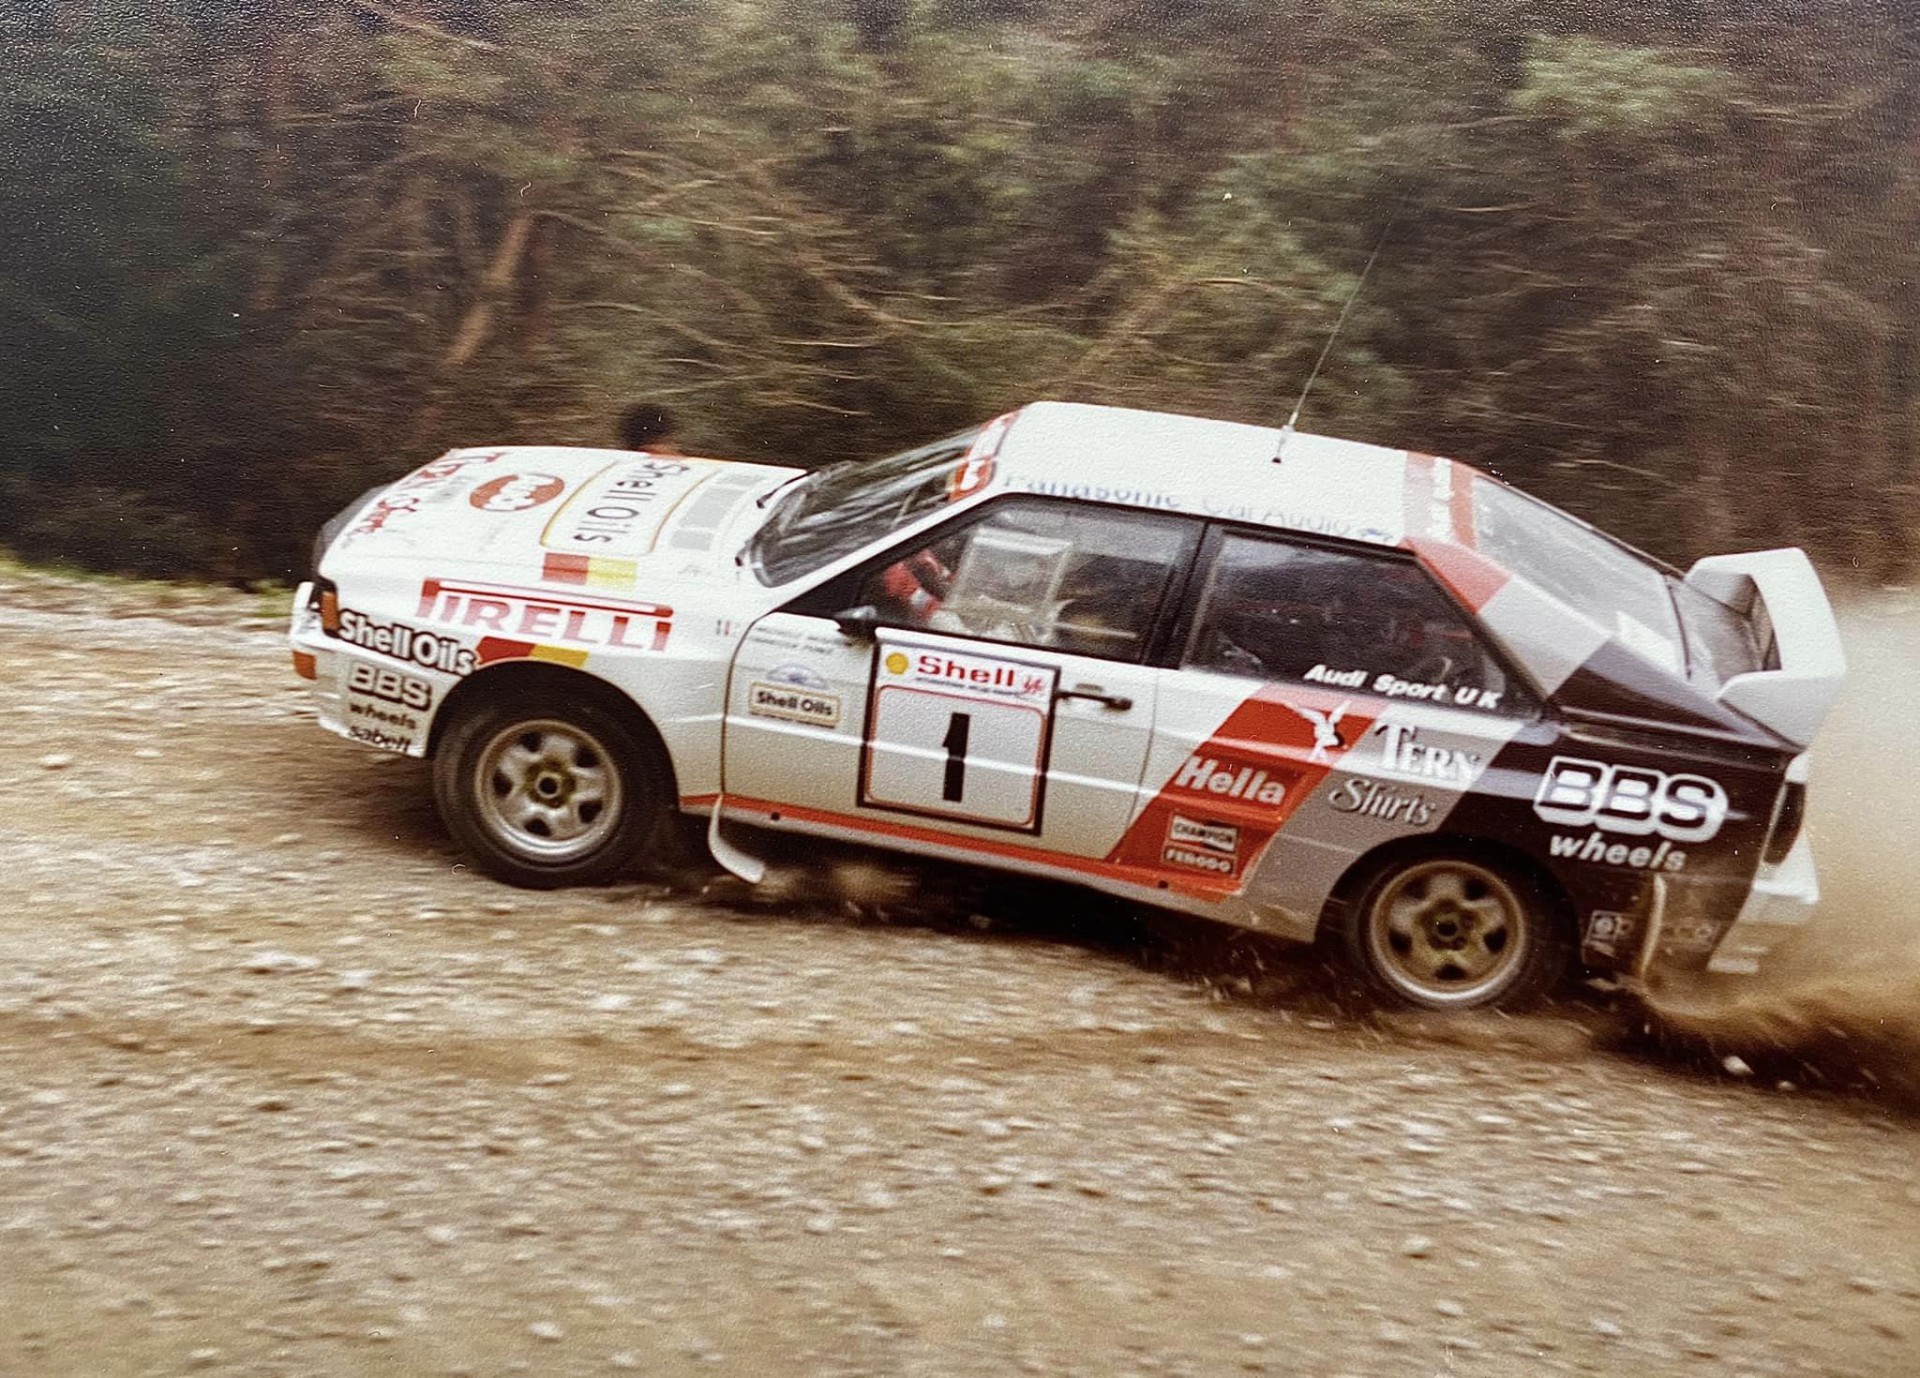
[[1362, 857, 1531, 1008]]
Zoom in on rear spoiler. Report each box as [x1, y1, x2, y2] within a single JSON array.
[[1684, 548, 1846, 748]]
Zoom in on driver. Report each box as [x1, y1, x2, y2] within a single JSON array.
[[874, 547, 953, 626]]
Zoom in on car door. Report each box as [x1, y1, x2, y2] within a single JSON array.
[[1110, 527, 1540, 931], [721, 498, 1200, 868]]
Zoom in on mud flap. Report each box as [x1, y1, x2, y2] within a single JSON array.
[[707, 798, 767, 884], [1625, 872, 1670, 993]]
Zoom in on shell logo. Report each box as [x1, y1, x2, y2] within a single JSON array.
[[469, 473, 566, 513], [883, 651, 910, 675]]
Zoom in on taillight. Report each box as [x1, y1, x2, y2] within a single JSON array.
[[317, 582, 341, 635], [1763, 781, 1805, 865], [291, 651, 318, 680]]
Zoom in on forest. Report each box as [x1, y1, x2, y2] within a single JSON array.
[[3, 0, 1916, 582]]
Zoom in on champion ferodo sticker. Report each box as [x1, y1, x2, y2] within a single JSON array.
[[1162, 814, 1241, 874]]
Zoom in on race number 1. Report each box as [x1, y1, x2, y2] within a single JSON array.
[[861, 641, 1058, 831]]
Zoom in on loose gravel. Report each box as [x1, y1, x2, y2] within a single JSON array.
[[0, 568, 1914, 1377]]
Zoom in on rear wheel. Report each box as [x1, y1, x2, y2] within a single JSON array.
[[1343, 848, 1568, 1011], [433, 689, 666, 888]]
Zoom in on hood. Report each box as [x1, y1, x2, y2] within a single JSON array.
[[321, 445, 803, 594]]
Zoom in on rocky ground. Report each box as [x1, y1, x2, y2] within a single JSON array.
[[0, 564, 1915, 1377]]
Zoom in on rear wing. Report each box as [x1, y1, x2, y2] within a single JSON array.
[[1685, 548, 1846, 748]]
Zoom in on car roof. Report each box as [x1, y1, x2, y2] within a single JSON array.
[[993, 400, 1473, 552]]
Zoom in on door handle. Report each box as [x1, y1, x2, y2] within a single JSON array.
[[1055, 685, 1134, 711]]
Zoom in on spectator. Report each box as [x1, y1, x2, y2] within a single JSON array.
[[619, 403, 684, 455]]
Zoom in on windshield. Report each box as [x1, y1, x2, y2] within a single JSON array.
[[750, 427, 984, 585], [1471, 478, 1687, 674]]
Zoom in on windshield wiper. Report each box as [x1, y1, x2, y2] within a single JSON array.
[[738, 474, 814, 569], [756, 469, 815, 509]]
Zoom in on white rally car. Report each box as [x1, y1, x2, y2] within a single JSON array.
[[290, 402, 1845, 1010]]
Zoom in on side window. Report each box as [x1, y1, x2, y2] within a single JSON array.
[[858, 499, 1195, 661], [1183, 534, 1528, 713]]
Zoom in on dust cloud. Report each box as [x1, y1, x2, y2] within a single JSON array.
[[1647, 588, 1920, 1105]]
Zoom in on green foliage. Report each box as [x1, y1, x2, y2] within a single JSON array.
[[1514, 38, 1731, 136], [0, 0, 1914, 581]]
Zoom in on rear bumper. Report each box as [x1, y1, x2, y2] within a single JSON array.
[[1705, 831, 1819, 975]]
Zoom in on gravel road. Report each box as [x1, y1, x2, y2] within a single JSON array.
[[1, 567, 1915, 1377]]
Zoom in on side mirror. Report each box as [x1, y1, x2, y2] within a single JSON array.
[[832, 604, 881, 640]]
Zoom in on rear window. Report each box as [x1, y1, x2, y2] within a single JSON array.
[[1670, 578, 1764, 687], [1472, 478, 1764, 687], [1471, 479, 1685, 674]]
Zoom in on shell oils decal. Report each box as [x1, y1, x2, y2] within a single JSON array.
[[334, 609, 476, 675], [542, 458, 711, 555]]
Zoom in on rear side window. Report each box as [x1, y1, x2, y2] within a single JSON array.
[[1183, 533, 1527, 714]]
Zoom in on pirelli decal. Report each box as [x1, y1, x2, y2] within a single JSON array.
[[417, 577, 673, 653]]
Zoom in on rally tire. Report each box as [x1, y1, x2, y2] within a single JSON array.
[[1342, 844, 1570, 1012], [432, 688, 666, 889]]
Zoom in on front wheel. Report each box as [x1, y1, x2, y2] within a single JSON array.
[[1343, 848, 1569, 1011], [432, 690, 666, 888]]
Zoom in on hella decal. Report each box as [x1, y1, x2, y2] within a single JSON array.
[[469, 472, 565, 513], [1533, 756, 1727, 843], [1173, 756, 1286, 805], [335, 610, 476, 675]]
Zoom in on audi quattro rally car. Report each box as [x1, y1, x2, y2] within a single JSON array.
[[289, 401, 1845, 1010]]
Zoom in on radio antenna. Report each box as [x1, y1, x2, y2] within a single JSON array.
[[1274, 195, 1405, 461]]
